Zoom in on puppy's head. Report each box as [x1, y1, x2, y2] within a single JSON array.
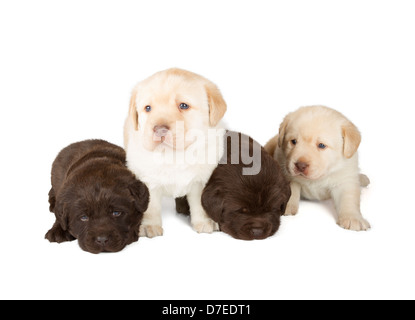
[[202, 136, 290, 240], [126, 68, 227, 151], [54, 173, 149, 254], [277, 106, 361, 180]]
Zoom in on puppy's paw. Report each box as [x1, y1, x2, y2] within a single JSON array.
[[175, 196, 190, 215], [139, 224, 164, 238], [192, 219, 220, 234], [338, 215, 371, 231], [284, 202, 299, 216], [45, 224, 75, 243]]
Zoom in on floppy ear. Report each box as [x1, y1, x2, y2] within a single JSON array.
[[264, 134, 279, 156], [201, 185, 224, 223], [53, 200, 69, 231], [128, 179, 150, 215], [205, 81, 227, 127], [277, 116, 290, 148], [124, 86, 139, 149], [342, 121, 361, 158], [128, 86, 139, 131]]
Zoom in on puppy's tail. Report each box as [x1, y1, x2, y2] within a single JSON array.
[[359, 174, 370, 188], [264, 134, 279, 156]]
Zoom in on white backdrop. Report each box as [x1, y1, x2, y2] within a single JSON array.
[[1, 0, 414, 300]]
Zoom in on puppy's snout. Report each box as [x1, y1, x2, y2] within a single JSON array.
[[244, 223, 269, 239], [295, 161, 309, 173], [153, 125, 170, 137], [95, 236, 109, 246], [250, 227, 264, 238]]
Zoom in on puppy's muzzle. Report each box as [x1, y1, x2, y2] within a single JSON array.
[[95, 235, 109, 246], [153, 125, 170, 138], [244, 222, 270, 239], [295, 161, 309, 173]]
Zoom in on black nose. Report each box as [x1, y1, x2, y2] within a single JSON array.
[[250, 228, 264, 238], [95, 236, 108, 246], [153, 125, 170, 137]]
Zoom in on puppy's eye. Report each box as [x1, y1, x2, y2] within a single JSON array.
[[80, 216, 89, 222], [112, 211, 123, 217], [318, 143, 327, 149], [179, 103, 190, 110], [145, 105, 152, 112], [291, 139, 297, 145]]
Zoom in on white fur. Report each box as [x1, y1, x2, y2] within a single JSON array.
[[266, 105, 370, 231], [124, 68, 227, 237], [126, 128, 224, 199], [126, 127, 224, 237]]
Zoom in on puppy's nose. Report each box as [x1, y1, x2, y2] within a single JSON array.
[[250, 228, 264, 238], [95, 236, 108, 246], [153, 125, 170, 137], [295, 161, 309, 173]]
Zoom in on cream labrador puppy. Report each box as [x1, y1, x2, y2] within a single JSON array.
[[124, 68, 227, 238], [265, 105, 370, 231]]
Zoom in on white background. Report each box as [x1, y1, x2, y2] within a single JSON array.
[[1, 0, 414, 300]]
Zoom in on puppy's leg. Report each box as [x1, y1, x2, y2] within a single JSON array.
[[187, 182, 219, 233], [139, 188, 164, 238], [48, 187, 56, 212], [45, 221, 75, 243], [284, 181, 301, 216], [331, 182, 370, 231], [175, 196, 190, 215]]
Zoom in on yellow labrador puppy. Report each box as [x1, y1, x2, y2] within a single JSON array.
[[124, 68, 227, 237], [265, 105, 370, 231]]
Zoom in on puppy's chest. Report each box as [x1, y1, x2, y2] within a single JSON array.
[[299, 181, 331, 201], [127, 150, 218, 197], [144, 161, 215, 191]]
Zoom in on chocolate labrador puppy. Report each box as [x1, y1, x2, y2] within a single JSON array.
[[46, 140, 149, 253], [176, 131, 291, 240]]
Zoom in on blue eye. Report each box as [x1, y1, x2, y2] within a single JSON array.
[[145, 105, 151, 112], [80, 215, 89, 222], [112, 211, 122, 217], [318, 143, 327, 149], [179, 103, 189, 110]]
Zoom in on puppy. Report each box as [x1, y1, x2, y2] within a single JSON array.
[[265, 106, 370, 231], [124, 68, 227, 237], [177, 131, 291, 240], [45, 140, 149, 253]]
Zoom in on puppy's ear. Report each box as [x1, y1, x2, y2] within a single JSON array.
[[342, 121, 361, 158], [201, 186, 224, 223], [128, 86, 139, 131], [124, 86, 139, 149], [264, 134, 279, 156], [205, 81, 227, 127], [277, 116, 290, 148], [129, 179, 150, 214], [53, 200, 69, 231]]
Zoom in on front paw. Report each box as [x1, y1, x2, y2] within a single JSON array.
[[284, 201, 299, 216], [139, 224, 164, 238], [45, 223, 75, 243], [192, 218, 219, 234], [338, 215, 371, 231]]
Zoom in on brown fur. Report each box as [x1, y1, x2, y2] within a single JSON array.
[[45, 140, 149, 253], [177, 131, 291, 240]]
